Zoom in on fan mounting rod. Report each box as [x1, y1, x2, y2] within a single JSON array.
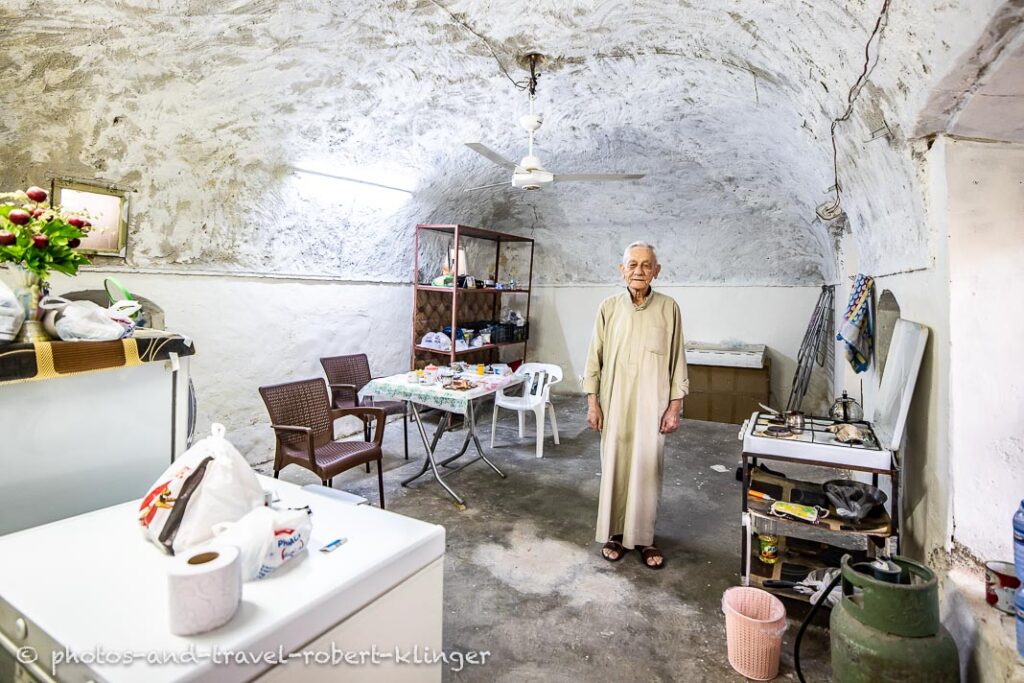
[[519, 53, 544, 160], [461, 50, 645, 192]]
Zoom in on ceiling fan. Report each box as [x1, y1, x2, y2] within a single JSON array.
[[464, 54, 645, 192]]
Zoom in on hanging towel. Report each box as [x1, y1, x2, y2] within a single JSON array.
[[837, 274, 874, 373]]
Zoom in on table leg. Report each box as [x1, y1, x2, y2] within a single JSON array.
[[437, 401, 506, 479], [468, 400, 505, 478], [401, 403, 466, 506], [401, 404, 444, 484], [439, 417, 475, 467]]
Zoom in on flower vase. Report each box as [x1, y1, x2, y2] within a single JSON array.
[[13, 268, 50, 343]]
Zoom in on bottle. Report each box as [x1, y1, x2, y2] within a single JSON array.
[[1014, 500, 1024, 580]]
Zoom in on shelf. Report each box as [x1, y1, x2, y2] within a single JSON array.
[[748, 469, 892, 543], [416, 223, 534, 243], [415, 285, 530, 294], [414, 341, 527, 356], [746, 533, 868, 604], [747, 508, 879, 550]]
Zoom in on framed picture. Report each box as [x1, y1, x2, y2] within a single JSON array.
[[51, 177, 130, 257]]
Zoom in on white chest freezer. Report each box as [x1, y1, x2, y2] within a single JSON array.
[[0, 476, 445, 683]]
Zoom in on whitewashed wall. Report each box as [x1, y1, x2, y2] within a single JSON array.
[[0, 0, 1011, 290], [0, 269, 412, 464], [947, 139, 1024, 563], [835, 137, 1024, 565], [832, 136, 953, 561]]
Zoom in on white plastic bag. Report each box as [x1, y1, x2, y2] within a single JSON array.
[[0, 280, 24, 341], [419, 331, 451, 351], [41, 296, 139, 341], [212, 506, 313, 580], [138, 424, 266, 555]]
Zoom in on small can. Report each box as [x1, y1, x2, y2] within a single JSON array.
[[758, 534, 779, 565]]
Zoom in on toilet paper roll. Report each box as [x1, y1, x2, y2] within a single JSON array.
[[168, 544, 242, 636]]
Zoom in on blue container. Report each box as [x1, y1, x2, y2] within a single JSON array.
[[1014, 501, 1024, 580], [1017, 587, 1024, 658]]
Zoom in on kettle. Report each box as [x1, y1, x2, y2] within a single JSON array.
[[830, 390, 864, 423]]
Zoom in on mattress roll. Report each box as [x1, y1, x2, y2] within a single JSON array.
[[168, 544, 242, 636]]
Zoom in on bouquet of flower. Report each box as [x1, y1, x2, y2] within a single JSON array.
[[0, 186, 91, 279]]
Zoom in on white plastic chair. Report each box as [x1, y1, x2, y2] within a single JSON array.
[[491, 363, 562, 458]]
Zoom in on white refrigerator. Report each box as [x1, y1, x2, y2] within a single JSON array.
[[0, 351, 192, 536]]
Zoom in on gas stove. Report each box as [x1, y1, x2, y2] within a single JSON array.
[[741, 411, 892, 470], [751, 413, 881, 449], [741, 319, 929, 472]]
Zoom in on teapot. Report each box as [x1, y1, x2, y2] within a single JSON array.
[[830, 390, 864, 423]]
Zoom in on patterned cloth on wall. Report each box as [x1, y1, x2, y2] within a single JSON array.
[[837, 274, 874, 373]]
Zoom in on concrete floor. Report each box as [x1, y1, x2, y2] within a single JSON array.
[[268, 397, 832, 681]]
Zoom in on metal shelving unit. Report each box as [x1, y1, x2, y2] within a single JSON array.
[[411, 224, 535, 370]]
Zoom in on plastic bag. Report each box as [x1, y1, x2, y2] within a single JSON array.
[[419, 331, 451, 351], [792, 567, 842, 607], [212, 506, 313, 580], [138, 424, 266, 555], [0, 280, 24, 341], [41, 296, 139, 341]]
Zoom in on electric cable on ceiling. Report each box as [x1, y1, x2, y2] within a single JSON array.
[[427, 0, 529, 91], [822, 0, 892, 217]]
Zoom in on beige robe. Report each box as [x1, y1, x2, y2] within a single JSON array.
[[583, 289, 689, 548]]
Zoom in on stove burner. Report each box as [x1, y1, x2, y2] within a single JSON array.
[[764, 425, 792, 437]]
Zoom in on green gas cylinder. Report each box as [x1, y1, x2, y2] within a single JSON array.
[[830, 555, 959, 682]]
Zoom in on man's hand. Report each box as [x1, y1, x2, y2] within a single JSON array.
[[587, 395, 604, 432], [660, 399, 683, 434]]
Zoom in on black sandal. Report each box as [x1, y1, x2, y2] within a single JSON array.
[[602, 534, 627, 562], [638, 544, 665, 570]]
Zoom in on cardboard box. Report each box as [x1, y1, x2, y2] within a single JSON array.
[[685, 361, 770, 425]]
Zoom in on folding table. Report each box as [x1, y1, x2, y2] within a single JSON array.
[[359, 374, 523, 507]]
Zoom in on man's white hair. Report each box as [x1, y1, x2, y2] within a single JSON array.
[[622, 241, 658, 265]]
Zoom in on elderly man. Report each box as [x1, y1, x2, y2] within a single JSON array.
[[583, 241, 689, 569]]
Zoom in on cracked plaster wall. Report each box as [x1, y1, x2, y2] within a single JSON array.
[[0, 0, 1010, 286]]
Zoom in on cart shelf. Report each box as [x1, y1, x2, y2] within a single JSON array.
[[747, 469, 892, 546], [745, 533, 869, 604]]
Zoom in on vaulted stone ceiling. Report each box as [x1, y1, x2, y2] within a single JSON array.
[[0, 0, 1013, 284]]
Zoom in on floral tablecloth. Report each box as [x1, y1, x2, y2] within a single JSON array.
[[359, 373, 521, 415]]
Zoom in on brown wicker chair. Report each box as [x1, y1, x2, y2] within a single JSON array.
[[258, 378, 385, 508], [320, 354, 408, 469]]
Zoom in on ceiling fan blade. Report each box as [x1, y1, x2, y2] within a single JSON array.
[[465, 143, 522, 171], [463, 181, 510, 192], [554, 173, 646, 182]]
